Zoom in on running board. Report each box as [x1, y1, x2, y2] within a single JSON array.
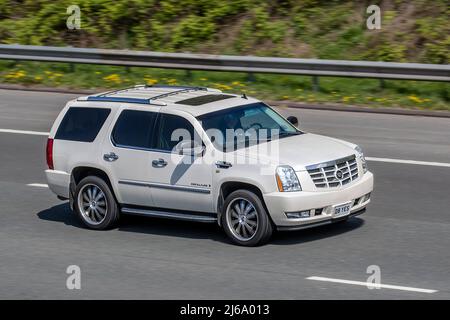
[[121, 207, 217, 223]]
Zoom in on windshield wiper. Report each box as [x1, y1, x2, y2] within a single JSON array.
[[278, 131, 302, 138]]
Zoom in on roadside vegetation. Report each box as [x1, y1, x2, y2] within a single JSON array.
[[1, 61, 448, 110], [0, 0, 448, 110]]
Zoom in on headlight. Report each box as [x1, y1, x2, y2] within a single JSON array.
[[276, 166, 301, 192], [355, 145, 368, 173]]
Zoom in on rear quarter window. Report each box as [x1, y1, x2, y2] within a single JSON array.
[[55, 107, 111, 142]]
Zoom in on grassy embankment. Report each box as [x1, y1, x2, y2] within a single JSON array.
[[0, 0, 448, 109]]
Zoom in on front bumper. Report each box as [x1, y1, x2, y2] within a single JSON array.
[[277, 207, 366, 231], [263, 171, 373, 229]]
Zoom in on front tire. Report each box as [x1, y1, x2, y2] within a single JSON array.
[[74, 176, 119, 230], [221, 189, 273, 246]]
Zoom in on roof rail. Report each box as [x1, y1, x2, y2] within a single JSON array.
[[151, 84, 207, 90], [82, 84, 212, 106], [85, 96, 166, 106], [97, 84, 147, 97], [148, 86, 207, 103]]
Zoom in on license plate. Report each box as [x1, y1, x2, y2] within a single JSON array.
[[334, 202, 351, 217]]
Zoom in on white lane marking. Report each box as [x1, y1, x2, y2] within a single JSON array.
[[1, 128, 449, 168], [366, 157, 450, 168], [27, 183, 49, 188], [306, 276, 437, 294], [0, 128, 49, 136]]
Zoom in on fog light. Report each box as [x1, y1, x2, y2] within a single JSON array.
[[286, 210, 311, 219], [363, 193, 371, 202]]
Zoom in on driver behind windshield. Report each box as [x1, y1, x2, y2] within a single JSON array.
[[223, 111, 243, 130], [198, 103, 299, 152]]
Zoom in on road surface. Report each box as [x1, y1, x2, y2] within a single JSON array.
[[0, 89, 449, 299]]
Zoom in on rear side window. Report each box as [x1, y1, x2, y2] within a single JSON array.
[[112, 110, 157, 149], [55, 107, 110, 142]]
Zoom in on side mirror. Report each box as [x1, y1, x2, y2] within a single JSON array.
[[287, 116, 299, 127], [175, 140, 205, 156]]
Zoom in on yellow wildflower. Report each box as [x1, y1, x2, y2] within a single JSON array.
[[103, 74, 122, 84], [4, 70, 26, 79], [408, 95, 423, 103], [144, 78, 158, 85], [213, 83, 232, 91]]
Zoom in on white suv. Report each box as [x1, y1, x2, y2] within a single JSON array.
[[45, 85, 373, 246]]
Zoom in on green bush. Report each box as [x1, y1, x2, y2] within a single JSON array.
[[0, 0, 448, 63]]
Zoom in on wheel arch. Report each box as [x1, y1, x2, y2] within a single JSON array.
[[217, 181, 272, 227], [70, 166, 119, 207]]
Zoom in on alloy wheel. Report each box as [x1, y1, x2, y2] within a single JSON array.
[[226, 198, 259, 241], [77, 183, 108, 225]]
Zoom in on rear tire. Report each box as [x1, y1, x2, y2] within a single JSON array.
[[221, 189, 273, 246], [74, 176, 119, 230]]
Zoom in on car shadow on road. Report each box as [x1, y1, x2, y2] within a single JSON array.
[[36, 203, 228, 243], [37, 202, 85, 228], [118, 214, 228, 243], [37, 203, 365, 246]]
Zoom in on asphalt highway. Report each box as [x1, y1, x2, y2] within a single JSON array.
[[0, 89, 449, 299]]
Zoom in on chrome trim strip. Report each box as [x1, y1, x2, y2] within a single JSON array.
[[118, 179, 211, 194], [118, 180, 149, 187], [149, 182, 211, 193], [305, 154, 356, 170], [110, 134, 175, 154], [121, 207, 217, 223]]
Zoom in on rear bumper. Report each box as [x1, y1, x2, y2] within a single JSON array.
[[45, 169, 70, 198], [263, 171, 373, 228]]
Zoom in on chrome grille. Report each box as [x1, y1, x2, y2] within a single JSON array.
[[306, 155, 359, 188]]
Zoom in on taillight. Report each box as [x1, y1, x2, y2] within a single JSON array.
[[46, 138, 54, 169]]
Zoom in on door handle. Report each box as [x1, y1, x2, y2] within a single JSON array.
[[152, 158, 168, 168], [103, 152, 119, 162], [215, 161, 232, 169]]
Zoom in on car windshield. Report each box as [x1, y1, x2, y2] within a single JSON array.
[[197, 102, 301, 152]]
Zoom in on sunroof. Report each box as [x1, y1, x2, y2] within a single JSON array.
[[176, 94, 234, 106]]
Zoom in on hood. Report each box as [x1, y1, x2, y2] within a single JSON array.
[[233, 133, 357, 171]]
